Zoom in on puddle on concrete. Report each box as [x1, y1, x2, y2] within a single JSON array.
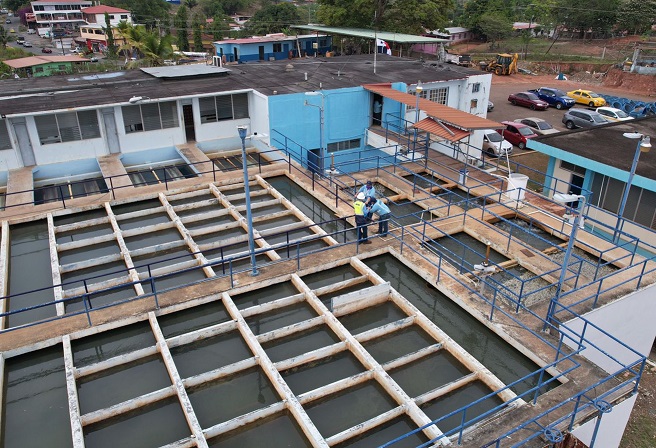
[[207, 410, 311, 448], [170, 331, 252, 379], [77, 354, 170, 414], [8, 221, 55, 327], [72, 321, 155, 367], [420, 380, 503, 435], [364, 254, 553, 396], [261, 325, 341, 363], [425, 232, 510, 274], [305, 380, 397, 439], [83, 396, 189, 448], [158, 300, 230, 338], [281, 351, 366, 396], [2, 345, 71, 447], [187, 367, 278, 428], [231, 281, 299, 310]]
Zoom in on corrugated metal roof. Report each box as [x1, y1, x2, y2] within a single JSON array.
[[413, 117, 471, 141], [4, 56, 86, 69], [141, 65, 231, 78], [364, 83, 503, 131], [292, 26, 447, 44]]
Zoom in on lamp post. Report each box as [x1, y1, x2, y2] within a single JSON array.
[[613, 132, 651, 244], [237, 125, 258, 276], [304, 91, 325, 174], [544, 192, 586, 331], [414, 82, 423, 151]]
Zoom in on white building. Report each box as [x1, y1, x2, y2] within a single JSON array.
[[81, 5, 131, 27], [30, 0, 92, 37]]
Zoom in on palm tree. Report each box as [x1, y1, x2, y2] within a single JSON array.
[[115, 22, 174, 67]]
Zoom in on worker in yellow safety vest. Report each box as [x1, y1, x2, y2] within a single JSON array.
[[354, 192, 371, 244]]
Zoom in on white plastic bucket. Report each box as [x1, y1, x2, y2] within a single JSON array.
[[506, 173, 529, 201]]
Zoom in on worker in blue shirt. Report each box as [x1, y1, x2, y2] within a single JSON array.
[[366, 197, 391, 236], [357, 180, 377, 200], [353, 192, 372, 244]]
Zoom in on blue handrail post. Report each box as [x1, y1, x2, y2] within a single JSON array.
[[58, 185, 66, 208]]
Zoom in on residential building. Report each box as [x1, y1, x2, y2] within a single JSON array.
[[30, 0, 92, 37], [81, 5, 131, 26], [213, 33, 332, 63], [79, 23, 128, 53], [2, 55, 89, 78]]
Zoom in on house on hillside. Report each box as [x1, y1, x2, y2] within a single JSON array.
[[30, 0, 92, 37]]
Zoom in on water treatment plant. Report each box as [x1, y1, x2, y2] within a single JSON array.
[[0, 54, 655, 448]]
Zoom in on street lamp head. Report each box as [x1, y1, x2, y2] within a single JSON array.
[[623, 132, 652, 152], [415, 81, 423, 92], [553, 193, 584, 203], [237, 125, 248, 139]]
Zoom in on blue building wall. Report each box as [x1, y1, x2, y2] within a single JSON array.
[[269, 87, 372, 167], [214, 37, 332, 63]]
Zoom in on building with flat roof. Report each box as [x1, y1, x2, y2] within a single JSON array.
[[30, 0, 92, 37]]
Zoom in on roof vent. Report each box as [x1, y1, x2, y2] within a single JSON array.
[[285, 64, 294, 72]]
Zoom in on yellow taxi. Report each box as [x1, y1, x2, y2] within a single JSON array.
[[566, 89, 606, 107]]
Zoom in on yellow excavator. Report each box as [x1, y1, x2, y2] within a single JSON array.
[[481, 53, 518, 75]]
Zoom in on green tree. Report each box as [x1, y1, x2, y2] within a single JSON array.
[[104, 12, 118, 58], [3, 0, 27, 13], [199, 0, 224, 18], [0, 26, 7, 48], [317, 0, 453, 34], [175, 5, 191, 51], [115, 22, 173, 66], [551, 0, 619, 38], [103, 0, 171, 27], [478, 12, 513, 47], [246, 3, 302, 35], [192, 12, 204, 52], [184, 0, 198, 9], [617, 0, 656, 35]]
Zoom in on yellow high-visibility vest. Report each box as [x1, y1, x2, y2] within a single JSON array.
[[353, 200, 366, 216]]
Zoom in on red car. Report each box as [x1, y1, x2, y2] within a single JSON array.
[[507, 92, 549, 110], [497, 121, 538, 150], [41, 47, 53, 53]]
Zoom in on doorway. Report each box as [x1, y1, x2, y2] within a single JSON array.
[[570, 173, 585, 208], [372, 94, 383, 126], [233, 48, 238, 62], [182, 105, 195, 141], [258, 46, 265, 61]]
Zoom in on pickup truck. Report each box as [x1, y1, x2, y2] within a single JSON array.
[[527, 87, 575, 110], [443, 51, 471, 67]]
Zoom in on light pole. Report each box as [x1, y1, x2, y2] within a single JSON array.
[[304, 91, 325, 174], [544, 192, 586, 331], [613, 132, 651, 244], [237, 125, 258, 276], [414, 82, 423, 151]]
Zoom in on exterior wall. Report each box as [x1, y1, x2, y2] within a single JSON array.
[[27, 62, 77, 77], [114, 102, 185, 153], [214, 37, 332, 63], [456, 73, 493, 117], [31, 0, 91, 33], [190, 91, 252, 144], [268, 86, 370, 159]]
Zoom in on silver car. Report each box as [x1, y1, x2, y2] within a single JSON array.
[[562, 109, 607, 129], [514, 117, 559, 135]]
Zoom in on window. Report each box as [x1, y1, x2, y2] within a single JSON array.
[[472, 83, 480, 93], [560, 161, 586, 176], [122, 101, 179, 134], [35, 67, 44, 73], [121, 15, 128, 19], [407, 88, 428, 111], [198, 94, 249, 124], [470, 99, 478, 109], [0, 120, 11, 150], [109, 15, 114, 19], [327, 138, 360, 152], [272, 43, 282, 52], [590, 174, 656, 229], [58, 65, 66, 70], [428, 87, 448, 105], [35, 110, 100, 145]]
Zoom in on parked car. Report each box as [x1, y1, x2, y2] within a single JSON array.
[[487, 100, 494, 112], [566, 89, 606, 107], [482, 129, 513, 157], [513, 117, 559, 135], [562, 109, 608, 129], [41, 47, 52, 53], [4, 18, 11, 24], [507, 92, 549, 110], [27, 29, 36, 34], [89, 56, 99, 62], [16, 35, 25, 44], [23, 42, 32, 48], [527, 87, 576, 110], [595, 106, 634, 122], [498, 121, 538, 150]]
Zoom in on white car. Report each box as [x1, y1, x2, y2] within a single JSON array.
[[481, 129, 513, 157], [595, 106, 634, 122]]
